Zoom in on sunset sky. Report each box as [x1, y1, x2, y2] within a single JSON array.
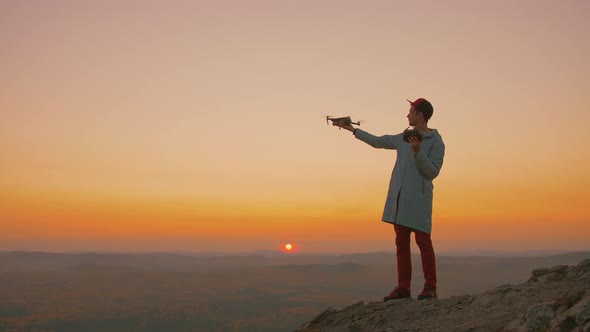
[[1, 0, 589, 253]]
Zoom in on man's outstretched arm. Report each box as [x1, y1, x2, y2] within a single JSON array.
[[334, 122, 398, 150]]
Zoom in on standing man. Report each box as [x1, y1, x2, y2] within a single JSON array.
[[333, 98, 445, 301]]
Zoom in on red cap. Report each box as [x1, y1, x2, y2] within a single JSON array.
[[407, 98, 427, 106]]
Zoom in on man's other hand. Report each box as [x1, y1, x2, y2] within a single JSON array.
[[408, 136, 421, 153]]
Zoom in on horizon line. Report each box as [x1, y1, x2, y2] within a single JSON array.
[[1, 249, 589, 257]]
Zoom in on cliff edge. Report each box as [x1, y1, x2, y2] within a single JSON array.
[[295, 259, 590, 332]]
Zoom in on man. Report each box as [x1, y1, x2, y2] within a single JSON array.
[[333, 98, 445, 301]]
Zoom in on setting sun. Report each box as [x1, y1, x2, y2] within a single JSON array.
[[284, 243, 294, 252], [0, 0, 588, 256]]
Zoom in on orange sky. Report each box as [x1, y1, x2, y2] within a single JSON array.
[[1, 0, 589, 253]]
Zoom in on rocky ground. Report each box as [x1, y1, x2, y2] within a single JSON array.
[[295, 259, 590, 332]]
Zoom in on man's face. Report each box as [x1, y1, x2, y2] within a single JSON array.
[[407, 106, 420, 126]]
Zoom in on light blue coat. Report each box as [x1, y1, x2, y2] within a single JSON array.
[[354, 128, 445, 234]]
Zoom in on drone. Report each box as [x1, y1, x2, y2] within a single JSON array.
[[326, 116, 360, 129]]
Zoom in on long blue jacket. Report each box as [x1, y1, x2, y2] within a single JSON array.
[[354, 128, 445, 234]]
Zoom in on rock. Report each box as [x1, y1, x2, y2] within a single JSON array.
[[341, 301, 364, 313], [296, 259, 590, 332], [574, 293, 590, 326], [528, 265, 568, 283], [306, 306, 336, 327], [522, 302, 558, 331]]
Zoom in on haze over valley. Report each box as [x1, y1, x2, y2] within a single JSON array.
[[1, 251, 588, 331]]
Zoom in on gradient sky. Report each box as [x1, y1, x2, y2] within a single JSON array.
[[1, 0, 589, 253]]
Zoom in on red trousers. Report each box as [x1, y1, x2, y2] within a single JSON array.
[[394, 223, 437, 291]]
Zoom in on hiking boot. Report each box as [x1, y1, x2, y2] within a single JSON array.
[[417, 286, 437, 300], [383, 287, 411, 301]]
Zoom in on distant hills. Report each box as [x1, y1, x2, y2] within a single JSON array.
[[0, 250, 588, 331]]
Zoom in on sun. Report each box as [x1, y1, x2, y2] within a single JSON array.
[[284, 243, 294, 252]]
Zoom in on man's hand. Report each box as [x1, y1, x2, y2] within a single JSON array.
[[408, 136, 421, 153], [333, 120, 355, 133]]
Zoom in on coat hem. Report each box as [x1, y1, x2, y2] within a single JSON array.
[[382, 219, 432, 234]]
